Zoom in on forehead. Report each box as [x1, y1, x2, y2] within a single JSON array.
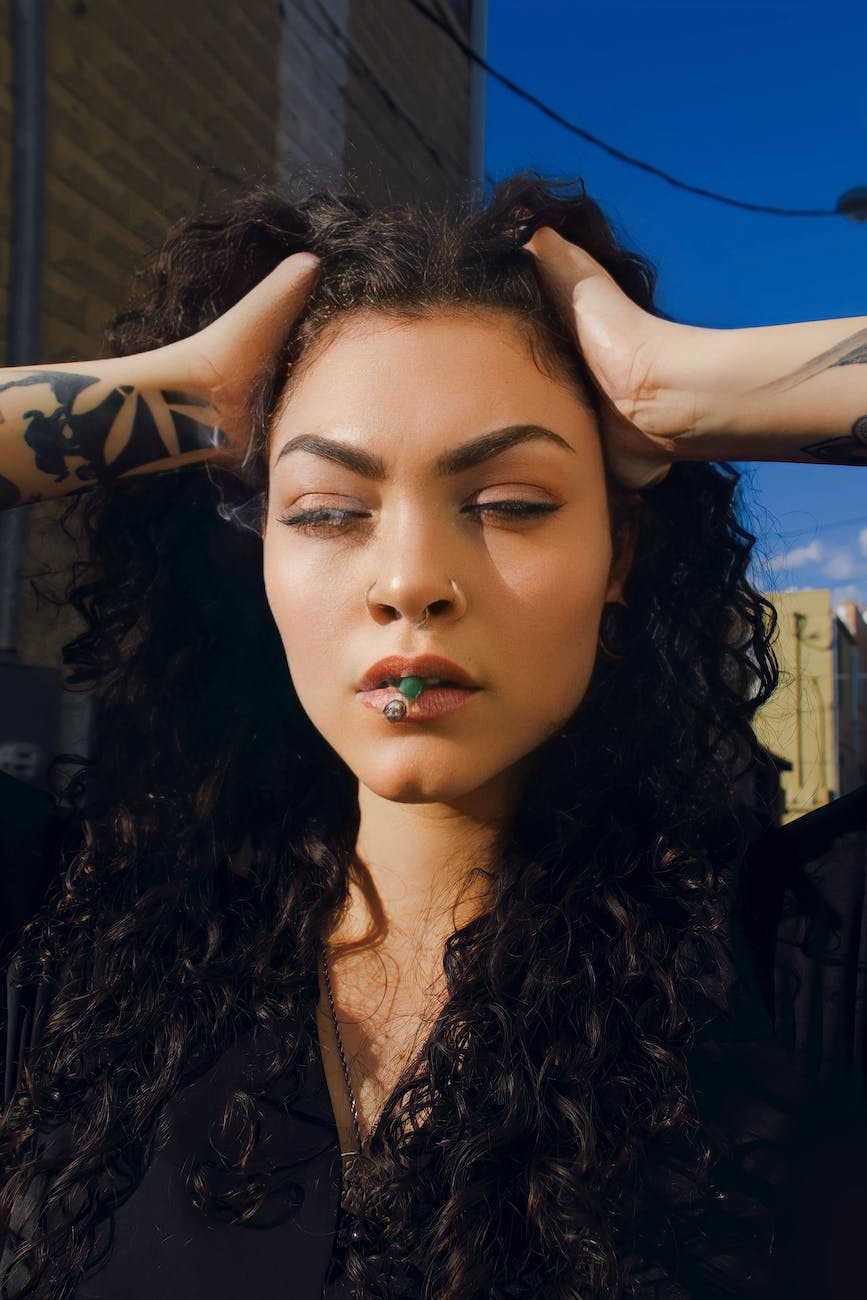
[[268, 309, 594, 471], [285, 307, 568, 390]]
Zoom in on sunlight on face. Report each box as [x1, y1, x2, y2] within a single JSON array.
[[263, 309, 626, 814]]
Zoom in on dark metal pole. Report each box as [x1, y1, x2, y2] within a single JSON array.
[[1, 0, 46, 654]]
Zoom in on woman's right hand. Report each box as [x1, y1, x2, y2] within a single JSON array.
[[149, 251, 322, 463], [0, 252, 321, 508]]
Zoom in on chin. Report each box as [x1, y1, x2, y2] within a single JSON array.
[[347, 748, 488, 803], [359, 771, 472, 804]]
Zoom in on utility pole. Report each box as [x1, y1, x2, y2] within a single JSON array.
[[793, 611, 805, 789]]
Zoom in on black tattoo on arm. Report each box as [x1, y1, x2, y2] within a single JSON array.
[[0, 371, 228, 506], [801, 414, 867, 465], [754, 324, 867, 396]]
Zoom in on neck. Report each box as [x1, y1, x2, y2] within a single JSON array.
[[326, 770, 525, 961]]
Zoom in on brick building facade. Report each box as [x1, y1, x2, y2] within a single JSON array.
[[0, 0, 486, 786]]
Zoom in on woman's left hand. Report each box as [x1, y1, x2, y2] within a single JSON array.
[[523, 226, 720, 490]]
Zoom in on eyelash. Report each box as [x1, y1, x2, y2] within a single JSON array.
[[276, 502, 562, 533]]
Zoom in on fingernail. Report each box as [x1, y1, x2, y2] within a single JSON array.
[[293, 252, 321, 272]]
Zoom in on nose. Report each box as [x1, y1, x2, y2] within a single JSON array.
[[365, 577, 465, 628], [362, 501, 470, 627]]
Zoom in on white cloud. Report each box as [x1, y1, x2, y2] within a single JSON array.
[[859, 527, 867, 557], [833, 584, 862, 605], [823, 550, 857, 580], [769, 539, 824, 570]]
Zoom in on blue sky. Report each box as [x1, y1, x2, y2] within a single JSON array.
[[483, 0, 867, 607]]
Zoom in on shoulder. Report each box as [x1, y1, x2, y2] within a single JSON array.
[[735, 783, 867, 1051], [683, 789, 867, 1297], [703, 786, 867, 1103]]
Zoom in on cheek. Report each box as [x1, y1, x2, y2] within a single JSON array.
[[510, 542, 611, 703], [263, 549, 332, 660], [263, 566, 346, 727], [523, 538, 611, 634]]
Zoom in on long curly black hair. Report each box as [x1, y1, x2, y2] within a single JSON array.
[[0, 169, 781, 1299]]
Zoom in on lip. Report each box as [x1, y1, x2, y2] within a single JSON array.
[[358, 684, 481, 720], [357, 654, 480, 693]]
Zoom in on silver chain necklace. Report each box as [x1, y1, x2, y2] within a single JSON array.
[[318, 936, 388, 1212]]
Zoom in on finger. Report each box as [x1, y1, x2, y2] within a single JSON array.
[[523, 225, 611, 288], [203, 252, 321, 360], [522, 227, 624, 320], [523, 228, 647, 354]]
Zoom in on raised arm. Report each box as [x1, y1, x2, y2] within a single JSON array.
[[682, 317, 867, 467], [0, 251, 321, 510], [0, 360, 227, 508], [522, 225, 867, 488]]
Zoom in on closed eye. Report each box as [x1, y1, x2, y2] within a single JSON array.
[[275, 501, 562, 533]]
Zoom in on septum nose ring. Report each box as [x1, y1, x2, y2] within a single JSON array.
[[365, 583, 463, 722]]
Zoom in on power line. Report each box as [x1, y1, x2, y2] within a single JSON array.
[[738, 510, 867, 562], [406, 0, 845, 219], [773, 512, 867, 541]]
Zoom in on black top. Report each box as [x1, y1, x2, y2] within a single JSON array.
[[2, 768, 867, 1298]]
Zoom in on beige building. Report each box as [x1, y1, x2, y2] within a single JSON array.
[[836, 598, 867, 794], [753, 588, 867, 824], [0, 0, 487, 789]]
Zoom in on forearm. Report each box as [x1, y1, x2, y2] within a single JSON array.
[[674, 316, 867, 466], [0, 356, 231, 510]]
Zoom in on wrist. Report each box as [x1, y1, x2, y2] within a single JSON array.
[[667, 318, 867, 464], [646, 322, 752, 460], [0, 354, 230, 508]]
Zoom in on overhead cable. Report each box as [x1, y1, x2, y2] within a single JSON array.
[[406, 0, 842, 218]]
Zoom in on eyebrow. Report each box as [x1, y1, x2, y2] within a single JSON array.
[[272, 424, 577, 478]]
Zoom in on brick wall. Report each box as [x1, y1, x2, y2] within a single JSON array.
[[40, 0, 284, 363], [1, 0, 479, 775], [344, 0, 473, 204], [9, 0, 288, 685], [0, 0, 11, 353], [277, 0, 348, 184]]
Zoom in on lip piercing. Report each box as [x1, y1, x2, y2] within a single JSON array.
[[382, 675, 430, 722]]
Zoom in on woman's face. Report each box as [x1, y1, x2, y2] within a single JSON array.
[[263, 309, 633, 811]]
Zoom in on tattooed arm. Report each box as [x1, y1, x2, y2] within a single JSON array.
[[0, 363, 228, 508], [673, 316, 867, 467], [0, 251, 320, 510]]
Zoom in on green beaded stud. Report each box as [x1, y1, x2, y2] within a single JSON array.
[[397, 675, 427, 700]]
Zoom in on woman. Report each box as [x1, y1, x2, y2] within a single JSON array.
[[0, 171, 865, 1299]]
